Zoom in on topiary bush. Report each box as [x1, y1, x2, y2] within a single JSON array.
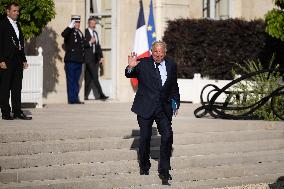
[[163, 18, 284, 80]]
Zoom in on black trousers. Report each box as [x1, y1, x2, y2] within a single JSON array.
[[0, 57, 23, 116], [84, 62, 104, 99], [137, 104, 173, 171]]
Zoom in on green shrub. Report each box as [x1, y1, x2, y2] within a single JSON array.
[[231, 57, 283, 121]]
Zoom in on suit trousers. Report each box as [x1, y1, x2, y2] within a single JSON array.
[[137, 103, 173, 171], [64, 61, 82, 103], [0, 56, 23, 116], [84, 62, 104, 99]]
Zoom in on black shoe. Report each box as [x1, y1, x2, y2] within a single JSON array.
[[2, 115, 14, 120], [158, 170, 172, 185], [69, 101, 84, 104], [140, 168, 149, 175], [99, 95, 109, 100], [74, 101, 84, 104], [159, 172, 172, 180], [13, 112, 32, 120]]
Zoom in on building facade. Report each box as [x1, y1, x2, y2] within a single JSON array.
[[30, 0, 273, 103]]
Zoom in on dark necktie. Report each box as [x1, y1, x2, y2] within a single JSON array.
[[155, 63, 162, 87], [92, 31, 96, 53]]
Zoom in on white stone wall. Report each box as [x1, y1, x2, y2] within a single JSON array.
[[232, 0, 274, 19]]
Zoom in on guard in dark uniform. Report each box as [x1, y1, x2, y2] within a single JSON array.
[[61, 15, 89, 104]]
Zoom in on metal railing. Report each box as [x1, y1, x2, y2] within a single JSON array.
[[194, 69, 284, 120]]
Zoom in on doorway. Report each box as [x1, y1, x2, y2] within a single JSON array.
[[85, 0, 117, 99]]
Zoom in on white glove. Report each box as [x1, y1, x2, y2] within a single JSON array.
[[68, 20, 76, 28]]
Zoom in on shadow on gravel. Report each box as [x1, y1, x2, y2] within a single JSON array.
[[269, 176, 284, 189], [124, 127, 161, 163]]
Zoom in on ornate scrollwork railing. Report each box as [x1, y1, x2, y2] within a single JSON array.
[[194, 69, 284, 120]]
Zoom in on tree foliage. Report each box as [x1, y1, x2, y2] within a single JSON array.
[[265, 0, 284, 41], [0, 0, 56, 40]]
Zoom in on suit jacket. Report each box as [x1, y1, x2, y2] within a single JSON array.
[[125, 56, 180, 119], [84, 28, 103, 64], [0, 17, 26, 64], [61, 27, 85, 63]]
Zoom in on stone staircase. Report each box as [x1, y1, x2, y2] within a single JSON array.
[[0, 103, 283, 189]]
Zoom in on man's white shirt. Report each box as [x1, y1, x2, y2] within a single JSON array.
[[88, 28, 98, 53], [7, 16, 19, 39], [88, 28, 98, 43], [155, 60, 167, 86]]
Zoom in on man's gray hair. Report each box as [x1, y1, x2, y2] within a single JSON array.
[[151, 40, 167, 52]]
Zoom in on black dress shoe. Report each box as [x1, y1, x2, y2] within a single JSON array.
[[13, 112, 32, 120], [99, 95, 109, 100], [2, 115, 14, 120], [140, 168, 149, 175], [74, 101, 84, 104], [69, 101, 84, 104], [158, 170, 172, 185]]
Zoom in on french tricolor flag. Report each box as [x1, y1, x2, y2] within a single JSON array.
[[131, 0, 150, 88]]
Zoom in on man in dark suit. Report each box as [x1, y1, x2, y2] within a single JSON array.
[[62, 15, 86, 104], [125, 41, 180, 184], [0, 2, 32, 120], [84, 17, 108, 100]]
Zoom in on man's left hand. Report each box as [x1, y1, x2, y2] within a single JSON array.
[[23, 62, 28, 69], [173, 109, 178, 117]]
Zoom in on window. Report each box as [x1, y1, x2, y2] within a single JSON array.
[[203, 0, 210, 18], [203, 0, 231, 19], [216, 0, 230, 19]]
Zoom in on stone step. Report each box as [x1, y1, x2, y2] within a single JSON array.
[[1, 130, 283, 156], [1, 121, 283, 143], [120, 174, 282, 189], [1, 149, 284, 183], [1, 161, 284, 189], [0, 139, 283, 170]]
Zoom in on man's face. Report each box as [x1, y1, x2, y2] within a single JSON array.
[[88, 20, 96, 29], [74, 21, 80, 29], [7, 5, 19, 21], [152, 45, 166, 63]]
